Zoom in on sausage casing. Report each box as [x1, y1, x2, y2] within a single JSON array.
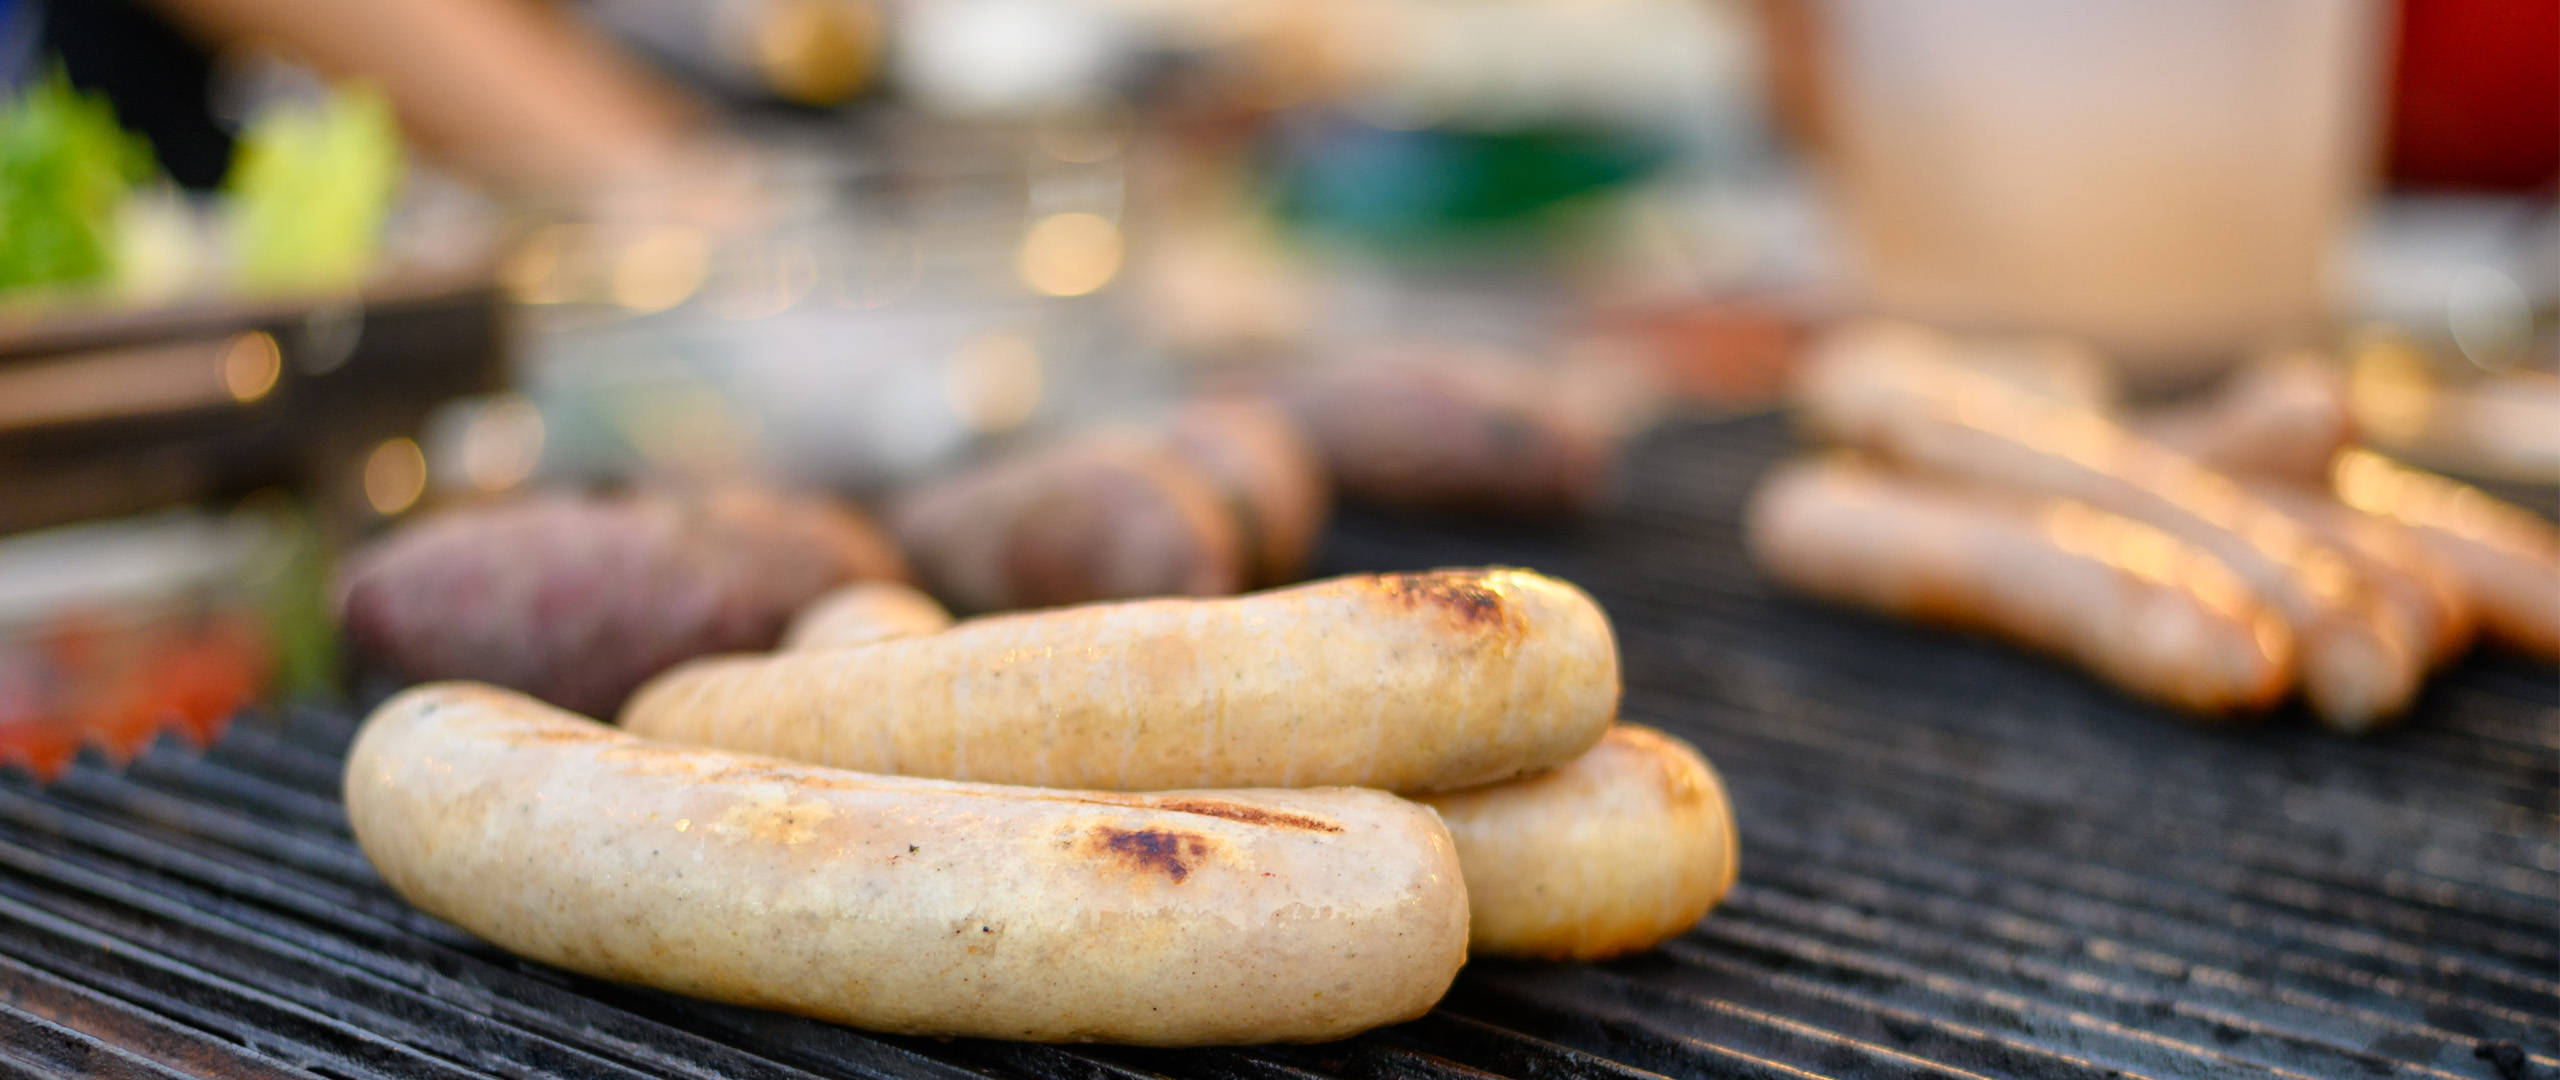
[[1167, 395, 1331, 588], [1798, 334, 2419, 731], [1285, 350, 1629, 518], [623, 568, 1620, 793], [783, 581, 957, 650], [757, 590, 1721, 959], [1420, 724, 1738, 960], [2334, 449, 2560, 663], [347, 683, 1470, 1045], [1749, 458, 2295, 715], [2132, 350, 2353, 485], [890, 436, 1245, 614]]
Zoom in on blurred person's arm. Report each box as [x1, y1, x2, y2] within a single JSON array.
[[145, 0, 702, 193]]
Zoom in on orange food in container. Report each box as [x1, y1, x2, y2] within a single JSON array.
[[0, 511, 290, 778]]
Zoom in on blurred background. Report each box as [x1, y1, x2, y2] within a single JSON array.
[[0, 0, 2552, 756]]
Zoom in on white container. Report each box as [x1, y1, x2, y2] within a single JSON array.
[[1813, 0, 2391, 388]]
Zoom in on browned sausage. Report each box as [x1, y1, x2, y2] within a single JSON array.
[[1285, 347, 1632, 518], [2134, 350, 2354, 484], [2250, 482, 2478, 669], [890, 435, 1244, 613], [1166, 394, 1331, 587], [337, 486, 907, 718], [2334, 449, 2560, 663], [1798, 330, 2422, 732], [1749, 457, 2294, 715]]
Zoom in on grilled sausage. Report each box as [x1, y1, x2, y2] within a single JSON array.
[[1797, 332, 2420, 732], [1749, 458, 2294, 716], [1285, 348, 1632, 518], [1419, 724, 1738, 960], [2133, 351, 2354, 485], [2334, 449, 2560, 663], [347, 683, 1470, 1045], [757, 584, 1725, 959], [1807, 322, 2116, 408], [1166, 395, 1331, 587], [623, 567, 1619, 793], [2250, 483, 2478, 669], [890, 435, 1244, 614]]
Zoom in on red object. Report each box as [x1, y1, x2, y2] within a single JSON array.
[[2387, 0, 2560, 190], [0, 722, 80, 781], [0, 609, 269, 779]]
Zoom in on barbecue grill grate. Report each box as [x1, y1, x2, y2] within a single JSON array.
[[0, 413, 2552, 1080]]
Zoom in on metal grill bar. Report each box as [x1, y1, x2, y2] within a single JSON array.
[[0, 413, 2550, 1079], [0, 948, 317, 1079]]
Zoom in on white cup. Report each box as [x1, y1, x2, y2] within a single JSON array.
[[1812, 0, 2391, 388]]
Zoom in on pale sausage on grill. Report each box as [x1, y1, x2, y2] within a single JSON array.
[[347, 683, 1470, 1045], [2249, 482, 2477, 669], [624, 567, 1620, 793], [763, 582, 1734, 959], [782, 581, 956, 650], [1419, 724, 1738, 960]]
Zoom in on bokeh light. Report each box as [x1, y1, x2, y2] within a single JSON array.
[[945, 330, 1044, 433], [220, 332, 282, 403], [460, 395, 546, 491], [614, 226, 712, 313], [363, 437, 428, 515], [1018, 212, 1123, 297]]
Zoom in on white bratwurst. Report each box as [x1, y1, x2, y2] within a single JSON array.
[[346, 683, 1471, 1045]]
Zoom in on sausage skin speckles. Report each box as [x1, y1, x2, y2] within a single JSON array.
[[716, 796, 835, 846], [346, 683, 1469, 1045]]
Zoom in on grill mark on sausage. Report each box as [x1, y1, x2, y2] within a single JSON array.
[[1148, 798, 1344, 832], [1376, 570, 1514, 629], [1087, 826, 1213, 883]]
